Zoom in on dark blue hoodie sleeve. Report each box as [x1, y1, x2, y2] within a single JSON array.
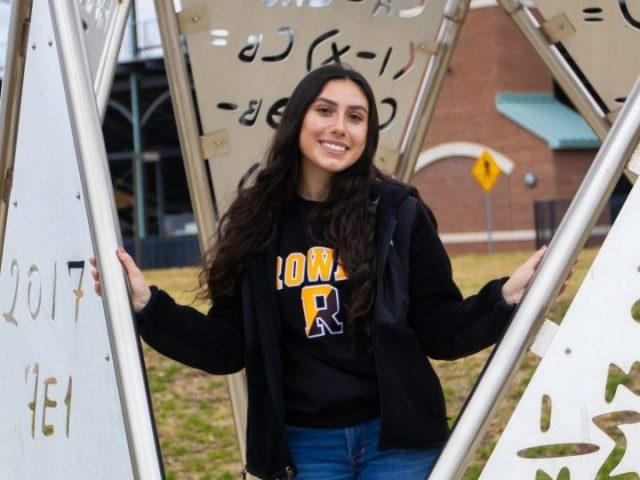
[[136, 286, 245, 374], [407, 201, 514, 359]]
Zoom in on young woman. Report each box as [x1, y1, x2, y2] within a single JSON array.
[[92, 64, 545, 480]]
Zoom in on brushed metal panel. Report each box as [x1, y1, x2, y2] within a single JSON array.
[[480, 167, 640, 478], [0, 2, 135, 478], [533, 0, 640, 113], [182, 0, 447, 212]]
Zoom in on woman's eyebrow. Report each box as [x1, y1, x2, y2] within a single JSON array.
[[315, 96, 369, 113]]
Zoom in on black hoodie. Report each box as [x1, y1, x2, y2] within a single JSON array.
[[136, 180, 514, 479]]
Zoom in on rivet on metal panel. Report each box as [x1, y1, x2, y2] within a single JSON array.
[[374, 147, 400, 176], [105, 354, 110, 362], [177, 6, 209, 35], [564, 347, 572, 355], [48, 40, 52, 47], [201, 130, 231, 159], [31, 43, 36, 50], [12, 200, 17, 207], [76, 192, 81, 200], [540, 13, 576, 45], [417, 41, 438, 55]]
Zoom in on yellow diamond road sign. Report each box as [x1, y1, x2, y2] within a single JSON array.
[[472, 150, 501, 192]]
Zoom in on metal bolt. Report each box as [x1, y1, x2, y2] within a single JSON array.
[[48, 40, 53, 47], [418, 41, 437, 55], [12, 200, 17, 207], [31, 43, 36, 50], [565, 347, 572, 355], [76, 192, 81, 200], [105, 354, 110, 362]]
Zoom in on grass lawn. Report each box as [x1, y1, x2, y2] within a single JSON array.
[[142, 247, 599, 480]]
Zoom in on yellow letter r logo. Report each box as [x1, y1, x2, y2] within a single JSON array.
[[301, 284, 343, 338]]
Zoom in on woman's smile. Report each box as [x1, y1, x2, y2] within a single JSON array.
[[319, 141, 348, 154], [298, 79, 369, 200]]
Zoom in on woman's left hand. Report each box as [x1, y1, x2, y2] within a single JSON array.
[[501, 246, 548, 306]]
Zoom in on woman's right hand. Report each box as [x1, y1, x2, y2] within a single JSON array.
[[89, 246, 152, 313]]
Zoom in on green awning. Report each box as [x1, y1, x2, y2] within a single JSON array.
[[496, 92, 601, 150]]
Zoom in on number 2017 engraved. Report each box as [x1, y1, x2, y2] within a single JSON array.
[[2, 259, 86, 325], [3, 259, 19, 325], [27, 265, 42, 320]]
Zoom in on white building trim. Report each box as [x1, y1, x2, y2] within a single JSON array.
[[414, 141, 515, 174], [440, 229, 535, 244], [415, 142, 520, 247], [439, 225, 610, 245]]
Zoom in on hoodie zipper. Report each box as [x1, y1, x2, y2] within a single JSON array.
[[371, 217, 396, 449]]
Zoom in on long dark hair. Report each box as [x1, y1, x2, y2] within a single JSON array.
[[201, 64, 381, 337]]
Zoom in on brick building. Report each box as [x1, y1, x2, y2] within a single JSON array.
[[410, 3, 623, 254], [98, 2, 630, 266]]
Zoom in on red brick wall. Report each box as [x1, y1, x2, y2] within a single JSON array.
[[413, 156, 513, 233], [553, 150, 594, 200], [410, 6, 596, 254]]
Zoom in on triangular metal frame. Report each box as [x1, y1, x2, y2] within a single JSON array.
[[430, 1, 640, 478], [150, 2, 474, 474], [0, 1, 164, 478], [149, 0, 640, 478], [431, 75, 640, 480]]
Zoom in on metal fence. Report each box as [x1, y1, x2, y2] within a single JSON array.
[[534, 196, 625, 248], [123, 234, 200, 269]]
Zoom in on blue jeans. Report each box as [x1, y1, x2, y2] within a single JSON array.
[[284, 418, 439, 479]]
